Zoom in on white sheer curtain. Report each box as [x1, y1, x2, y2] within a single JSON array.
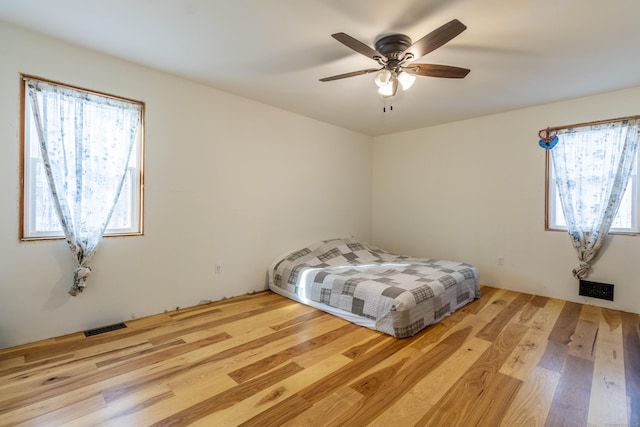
[[550, 119, 640, 279], [26, 79, 142, 296]]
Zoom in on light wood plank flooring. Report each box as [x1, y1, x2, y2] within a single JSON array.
[[1, 286, 639, 426]]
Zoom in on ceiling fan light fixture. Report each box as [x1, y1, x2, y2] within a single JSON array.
[[397, 71, 416, 90], [378, 77, 397, 97], [374, 69, 393, 88], [377, 80, 393, 96]]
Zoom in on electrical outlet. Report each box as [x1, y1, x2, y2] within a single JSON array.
[[497, 256, 504, 266], [214, 263, 223, 274]]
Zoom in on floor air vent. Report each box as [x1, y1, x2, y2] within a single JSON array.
[[579, 280, 614, 301], [84, 322, 127, 337]]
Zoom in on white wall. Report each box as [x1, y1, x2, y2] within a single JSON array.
[[372, 86, 640, 314], [0, 22, 372, 348], [3, 20, 639, 350]]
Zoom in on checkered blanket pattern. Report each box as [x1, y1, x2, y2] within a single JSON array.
[[269, 238, 480, 338]]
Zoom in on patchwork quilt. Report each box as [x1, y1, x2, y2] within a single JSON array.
[[268, 237, 480, 338]]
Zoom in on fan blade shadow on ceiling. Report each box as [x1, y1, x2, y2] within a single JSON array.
[[323, 0, 464, 32], [244, 44, 354, 74], [389, 0, 464, 29], [443, 43, 529, 56], [322, 0, 388, 27]]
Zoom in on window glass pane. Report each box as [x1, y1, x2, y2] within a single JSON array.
[[553, 189, 565, 227], [611, 178, 633, 229], [107, 169, 133, 230], [34, 161, 61, 233]]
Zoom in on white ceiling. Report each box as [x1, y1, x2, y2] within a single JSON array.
[[1, 0, 639, 136]]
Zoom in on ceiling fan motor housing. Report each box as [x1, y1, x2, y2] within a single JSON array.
[[374, 34, 412, 61]]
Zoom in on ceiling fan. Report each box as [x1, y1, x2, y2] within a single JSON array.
[[319, 19, 470, 97]]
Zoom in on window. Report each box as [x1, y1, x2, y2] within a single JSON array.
[[546, 121, 640, 234], [21, 76, 144, 240]]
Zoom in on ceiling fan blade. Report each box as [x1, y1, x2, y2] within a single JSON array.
[[406, 63, 470, 78], [319, 68, 380, 82], [402, 19, 467, 60], [331, 33, 386, 61]]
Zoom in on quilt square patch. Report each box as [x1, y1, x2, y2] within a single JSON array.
[[434, 302, 451, 319], [347, 242, 366, 251], [286, 248, 311, 261], [320, 288, 332, 304], [410, 285, 435, 303], [352, 297, 366, 316], [382, 286, 406, 299], [318, 248, 341, 261], [440, 275, 458, 289], [343, 278, 364, 295]]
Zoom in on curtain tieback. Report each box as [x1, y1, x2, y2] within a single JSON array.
[[571, 262, 590, 280], [69, 267, 93, 296]]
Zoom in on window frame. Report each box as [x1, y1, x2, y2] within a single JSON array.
[[544, 116, 640, 236], [19, 75, 145, 241]]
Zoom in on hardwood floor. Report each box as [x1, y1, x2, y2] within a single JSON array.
[[0, 286, 638, 426]]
